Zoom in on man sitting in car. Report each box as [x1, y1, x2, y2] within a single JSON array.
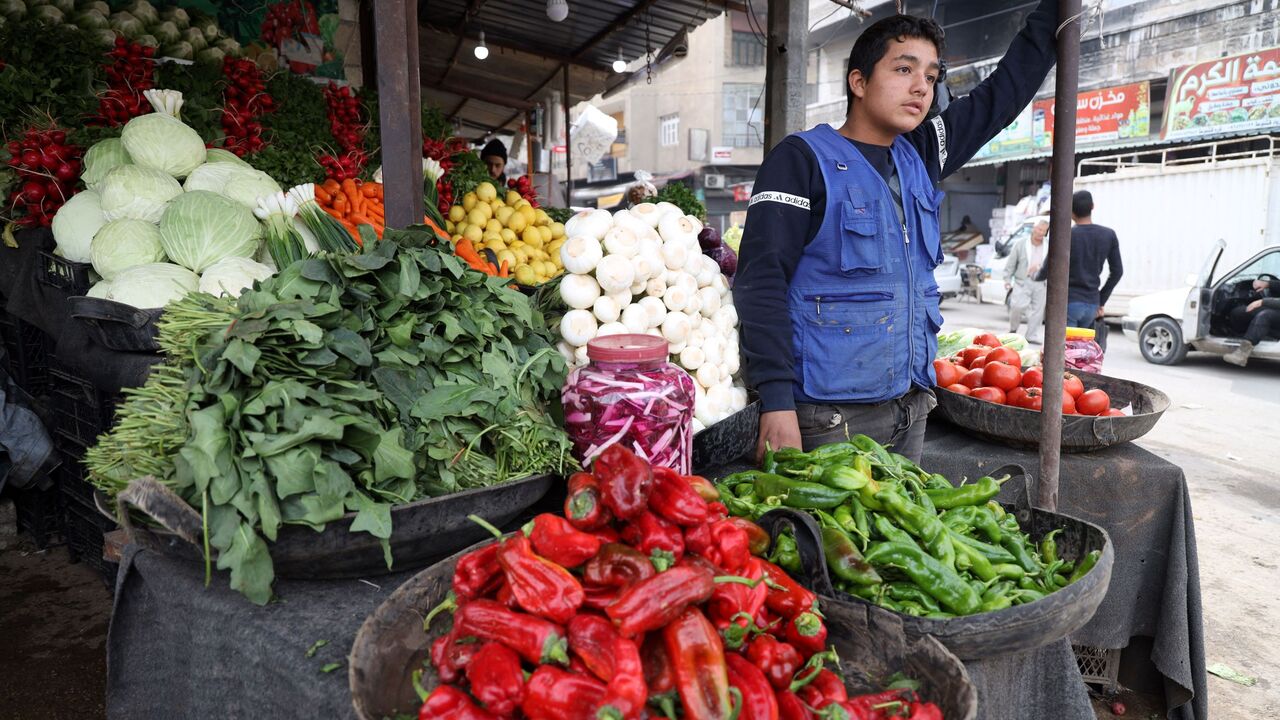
[[1224, 277, 1280, 366]]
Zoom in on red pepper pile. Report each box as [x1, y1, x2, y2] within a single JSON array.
[[318, 84, 368, 182], [94, 37, 155, 127], [260, 0, 320, 47], [220, 57, 274, 157], [5, 127, 82, 228], [419, 445, 946, 720], [507, 175, 539, 208]]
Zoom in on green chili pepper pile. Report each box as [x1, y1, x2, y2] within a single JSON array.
[[720, 437, 1102, 619]]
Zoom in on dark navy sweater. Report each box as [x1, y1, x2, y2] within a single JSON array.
[[735, 0, 1061, 413]]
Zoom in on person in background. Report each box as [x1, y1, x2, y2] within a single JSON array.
[[480, 139, 508, 186], [734, 0, 1061, 463], [1224, 276, 1280, 366], [1040, 190, 1122, 334], [1004, 219, 1048, 343]]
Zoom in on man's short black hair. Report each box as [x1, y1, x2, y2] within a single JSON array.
[[846, 14, 946, 114], [1072, 190, 1094, 218]]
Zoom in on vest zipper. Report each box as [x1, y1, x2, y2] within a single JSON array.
[[901, 224, 909, 245]]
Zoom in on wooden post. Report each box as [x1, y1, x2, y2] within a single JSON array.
[[764, 0, 808, 151], [1037, 0, 1084, 512], [563, 64, 573, 202], [374, 0, 424, 228]]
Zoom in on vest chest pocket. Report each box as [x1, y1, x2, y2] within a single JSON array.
[[840, 202, 885, 275], [798, 292, 900, 401], [913, 187, 946, 268]]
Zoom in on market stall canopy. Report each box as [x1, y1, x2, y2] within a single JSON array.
[[414, 0, 744, 133]]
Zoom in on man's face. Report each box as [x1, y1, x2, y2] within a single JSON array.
[[485, 155, 506, 180], [849, 37, 940, 138], [1032, 224, 1047, 244]]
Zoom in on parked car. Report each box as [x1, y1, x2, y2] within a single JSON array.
[[1121, 240, 1280, 365], [935, 252, 962, 300]]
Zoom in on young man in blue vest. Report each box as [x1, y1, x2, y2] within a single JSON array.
[[736, 1, 1062, 462]]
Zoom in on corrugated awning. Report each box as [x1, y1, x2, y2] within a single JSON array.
[[415, 0, 742, 134]]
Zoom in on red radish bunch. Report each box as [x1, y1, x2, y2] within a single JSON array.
[[221, 57, 274, 156], [93, 37, 156, 127], [435, 179, 454, 217], [5, 127, 82, 228], [260, 0, 319, 47], [319, 83, 368, 181], [508, 175, 539, 208]]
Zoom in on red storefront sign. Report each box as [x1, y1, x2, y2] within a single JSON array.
[[1032, 81, 1151, 149], [1163, 46, 1280, 141]]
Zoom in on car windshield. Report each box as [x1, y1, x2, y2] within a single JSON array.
[[1226, 250, 1280, 284]]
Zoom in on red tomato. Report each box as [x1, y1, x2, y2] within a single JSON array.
[[982, 361, 1022, 391], [1076, 388, 1111, 416], [1022, 367, 1044, 389], [933, 359, 960, 388], [974, 332, 1001, 348], [960, 368, 985, 389], [945, 383, 972, 396], [970, 355, 988, 370], [1063, 372, 1085, 399], [1061, 392, 1077, 414], [959, 347, 987, 367], [971, 386, 1007, 404], [985, 346, 1021, 367], [1105, 408, 1126, 417], [1007, 387, 1028, 407], [1016, 387, 1043, 411]]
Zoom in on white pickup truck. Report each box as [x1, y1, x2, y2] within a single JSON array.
[[1121, 240, 1280, 365]]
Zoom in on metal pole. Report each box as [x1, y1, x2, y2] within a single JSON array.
[[563, 64, 573, 203], [374, 0, 424, 227], [1037, 0, 1083, 512], [763, 0, 808, 151]]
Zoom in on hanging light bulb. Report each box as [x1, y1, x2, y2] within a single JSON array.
[[474, 31, 489, 60], [546, 0, 569, 23], [612, 47, 626, 73]]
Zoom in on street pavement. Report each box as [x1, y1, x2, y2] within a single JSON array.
[[938, 297, 1279, 718]]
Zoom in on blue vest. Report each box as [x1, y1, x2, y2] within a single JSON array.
[[789, 124, 946, 404]]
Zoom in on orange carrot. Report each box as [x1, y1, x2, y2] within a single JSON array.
[[323, 179, 341, 196], [498, 260, 509, 278], [361, 182, 380, 198], [315, 185, 333, 205]]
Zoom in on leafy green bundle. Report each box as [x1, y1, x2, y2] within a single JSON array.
[[87, 230, 572, 603]]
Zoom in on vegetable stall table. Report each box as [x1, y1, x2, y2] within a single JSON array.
[[921, 420, 1208, 720]]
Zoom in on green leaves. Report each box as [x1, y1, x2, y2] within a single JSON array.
[[112, 236, 573, 605]]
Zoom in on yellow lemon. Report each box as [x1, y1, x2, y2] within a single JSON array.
[[448, 205, 466, 223], [495, 206, 515, 225], [463, 224, 483, 244], [519, 206, 537, 226], [466, 208, 487, 227], [476, 182, 498, 202], [462, 192, 478, 212], [506, 190, 523, 205], [485, 218, 504, 235], [497, 249, 517, 268], [506, 211, 528, 234], [534, 209, 550, 226], [538, 225, 553, 244], [522, 227, 543, 247], [482, 231, 503, 246], [445, 220, 455, 233], [550, 222, 566, 239], [500, 228, 518, 244], [515, 265, 537, 285]]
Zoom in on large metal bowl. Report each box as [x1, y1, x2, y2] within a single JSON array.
[[931, 370, 1169, 452]]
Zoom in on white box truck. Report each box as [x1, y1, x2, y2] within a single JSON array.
[[1074, 136, 1280, 315]]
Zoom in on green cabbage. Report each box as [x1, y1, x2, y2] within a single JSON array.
[[159, 4, 187, 28], [222, 169, 281, 209], [51, 190, 106, 263], [92, 27, 116, 46], [99, 164, 182, 222], [124, 0, 155, 25], [90, 218, 166, 279], [86, 280, 113, 299], [198, 256, 274, 298], [182, 162, 241, 193], [162, 40, 193, 60], [82, 1, 110, 15], [196, 17, 218, 42], [180, 26, 205, 51], [74, 8, 106, 29], [30, 4, 61, 23], [134, 33, 158, 49], [100, 262, 198, 308], [151, 19, 178, 44], [216, 37, 240, 56], [159, 190, 261, 272], [121, 113, 206, 179], [0, 0, 25, 21], [195, 46, 224, 65], [82, 138, 133, 190], [108, 10, 141, 37], [50, 0, 72, 13], [204, 148, 249, 166]]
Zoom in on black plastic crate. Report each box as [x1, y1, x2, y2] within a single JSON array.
[[0, 312, 51, 395], [64, 499, 118, 585], [47, 364, 119, 451], [38, 250, 93, 296], [55, 445, 98, 514], [12, 480, 63, 548]]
